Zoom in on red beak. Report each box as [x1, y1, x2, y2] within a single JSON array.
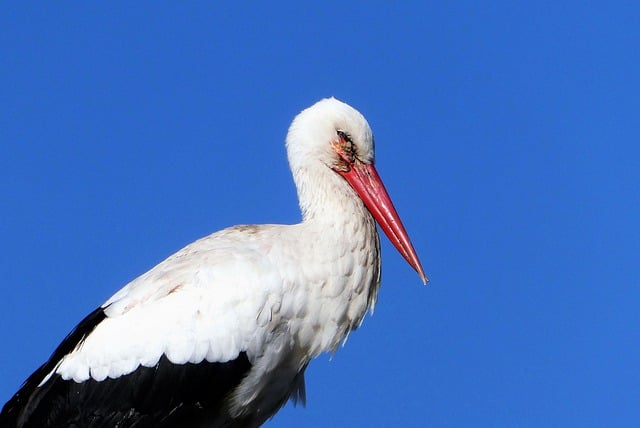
[[337, 161, 428, 284]]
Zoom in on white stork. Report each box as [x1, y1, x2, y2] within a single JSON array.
[[0, 98, 427, 428]]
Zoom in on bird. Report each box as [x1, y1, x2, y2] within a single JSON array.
[[0, 97, 427, 428]]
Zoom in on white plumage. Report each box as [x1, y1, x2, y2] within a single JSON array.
[[1, 97, 426, 428]]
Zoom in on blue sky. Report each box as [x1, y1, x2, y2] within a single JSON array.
[[1, 2, 638, 426]]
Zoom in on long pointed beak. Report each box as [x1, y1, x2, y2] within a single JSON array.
[[337, 161, 428, 284]]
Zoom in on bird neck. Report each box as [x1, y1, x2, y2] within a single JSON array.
[[293, 163, 371, 228], [287, 162, 381, 355]]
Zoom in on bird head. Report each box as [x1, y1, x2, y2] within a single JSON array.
[[286, 98, 427, 284]]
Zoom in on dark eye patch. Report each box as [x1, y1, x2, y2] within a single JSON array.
[[333, 130, 357, 165], [336, 130, 353, 144]]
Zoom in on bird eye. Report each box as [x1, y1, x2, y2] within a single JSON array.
[[336, 130, 355, 155], [336, 130, 353, 147], [336, 130, 352, 143], [331, 130, 357, 168]]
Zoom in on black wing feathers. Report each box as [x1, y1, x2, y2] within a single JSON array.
[[21, 353, 251, 428], [0, 307, 107, 426]]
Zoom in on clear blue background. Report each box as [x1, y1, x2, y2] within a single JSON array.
[[1, 3, 638, 427]]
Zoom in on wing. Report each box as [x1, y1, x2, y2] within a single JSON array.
[[0, 227, 290, 428], [0, 306, 251, 427]]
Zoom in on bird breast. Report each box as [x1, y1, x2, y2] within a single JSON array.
[[272, 215, 381, 358]]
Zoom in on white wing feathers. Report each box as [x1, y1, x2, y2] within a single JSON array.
[[55, 226, 284, 383]]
